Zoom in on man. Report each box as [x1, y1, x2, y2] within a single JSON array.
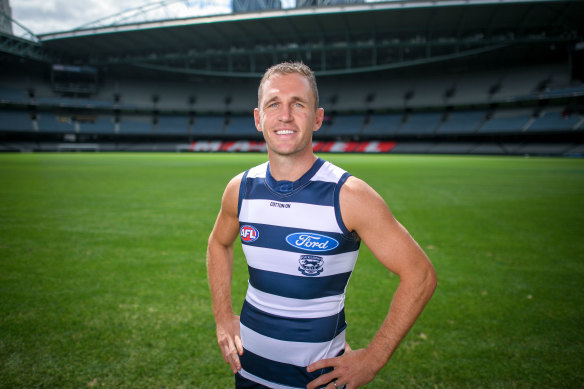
[[207, 62, 437, 389]]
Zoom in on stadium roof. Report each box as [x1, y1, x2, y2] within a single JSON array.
[[3, 0, 584, 77]]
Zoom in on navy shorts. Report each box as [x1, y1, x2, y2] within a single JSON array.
[[235, 372, 344, 389], [235, 373, 269, 388]]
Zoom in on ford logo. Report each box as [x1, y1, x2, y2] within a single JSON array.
[[285, 232, 339, 252]]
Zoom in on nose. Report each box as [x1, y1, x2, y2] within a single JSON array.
[[278, 104, 292, 122]]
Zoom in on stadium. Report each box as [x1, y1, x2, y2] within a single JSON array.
[[1, 1, 584, 388], [1, 0, 583, 154]]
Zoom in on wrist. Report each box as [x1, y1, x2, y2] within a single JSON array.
[[364, 340, 394, 373], [213, 309, 235, 325]]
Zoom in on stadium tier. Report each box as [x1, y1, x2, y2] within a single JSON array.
[[438, 111, 485, 135], [2, 62, 578, 111], [2, 107, 582, 136]]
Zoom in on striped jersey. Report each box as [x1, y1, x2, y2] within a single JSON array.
[[237, 157, 361, 388]]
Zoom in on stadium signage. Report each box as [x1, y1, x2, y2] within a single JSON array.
[[286, 232, 339, 252], [188, 141, 397, 153]]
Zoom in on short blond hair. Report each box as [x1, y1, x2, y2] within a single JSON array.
[[257, 62, 319, 109]]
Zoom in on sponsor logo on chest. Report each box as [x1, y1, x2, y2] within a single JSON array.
[[270, 201, 291, 209], [285, 232, 339, 252]]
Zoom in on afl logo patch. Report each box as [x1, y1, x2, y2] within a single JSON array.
[[285, 232, 339, 252], [240, 225, 259, 242], [298, 255, 324, 276]]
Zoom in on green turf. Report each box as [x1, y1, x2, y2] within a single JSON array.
[[0, 153, 582, 388]]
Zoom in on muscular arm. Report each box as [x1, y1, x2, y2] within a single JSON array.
[[207, 173, 244, 374], [307, 176, 437, 388]]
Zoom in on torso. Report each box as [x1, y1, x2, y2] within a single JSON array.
[[236, 158, 361, 388]]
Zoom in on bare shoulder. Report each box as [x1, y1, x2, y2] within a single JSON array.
[[342, 175, 375, 194], [225, 172, 244, 196], [341, 176, 388, 209], [221, 172, 245, 216], [340, 176, 393, 232]]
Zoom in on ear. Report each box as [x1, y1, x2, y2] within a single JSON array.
[[313, 108, 324, 132], [254, 108, 262, 132]]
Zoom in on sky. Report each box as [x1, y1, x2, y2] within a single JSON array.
[[9, 0, 386, 37], [9, 0, 388, 36], [9, 0, 236, 35]]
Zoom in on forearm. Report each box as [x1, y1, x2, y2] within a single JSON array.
[[207, 240, 235, 323], [207, 237, 245, 373], [365, 265, 437, 371]]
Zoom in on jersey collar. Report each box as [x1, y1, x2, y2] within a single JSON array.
[[265, 157, 325, 195]]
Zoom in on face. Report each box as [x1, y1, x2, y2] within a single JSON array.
[[254, 73, 324, 158]]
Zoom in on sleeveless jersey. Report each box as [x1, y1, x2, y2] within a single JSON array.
[[237, 158, 361, 388]]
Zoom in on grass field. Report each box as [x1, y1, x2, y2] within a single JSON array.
[[1, 152, 583, 388]]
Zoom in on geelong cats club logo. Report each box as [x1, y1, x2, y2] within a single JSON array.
[[240, 225, 259, 242], [298, 255, 324, 276]]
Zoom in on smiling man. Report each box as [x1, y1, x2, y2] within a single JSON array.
[[207, 62, 437, 389]]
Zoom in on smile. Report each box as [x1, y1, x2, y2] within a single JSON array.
[[276, 130, 295, 135]]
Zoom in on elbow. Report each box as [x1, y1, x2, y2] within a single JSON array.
[[206, 234, 234, 263], [207, 230, 218, 249], [423, 262, 438, 299], [207, 232, 225, 255], [397, 259, 437, 302]]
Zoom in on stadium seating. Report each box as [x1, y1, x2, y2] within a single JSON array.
[[224, 115, 258, 137], [192, 115, 226, 136], [119, 115, 153, 134], [399, 112, 442, 135], [156, 115, 190, 135], [527, 109, 583, 132], [517, 142, 576, 155], [37, 113, 76, 133], [361, 113, 402, 136], [480, 109, 532, 133], [447, 72, 496, 107], [0, 111, 34, 132], [438, 111, 485, 134], [1, 59, 581, 156], [0, 86, 29, 104], [325, 115, 366, 136], [0, 62, 575, 115], [79, 115, 116, 134], [406, 77, 453, 108]]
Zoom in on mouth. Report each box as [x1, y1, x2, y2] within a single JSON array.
[[275, 129, 295, 135]]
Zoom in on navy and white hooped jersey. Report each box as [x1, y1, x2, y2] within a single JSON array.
[[237, 158, 361, 389]]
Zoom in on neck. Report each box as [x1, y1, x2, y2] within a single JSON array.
[[267, 150, 318, 182]]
